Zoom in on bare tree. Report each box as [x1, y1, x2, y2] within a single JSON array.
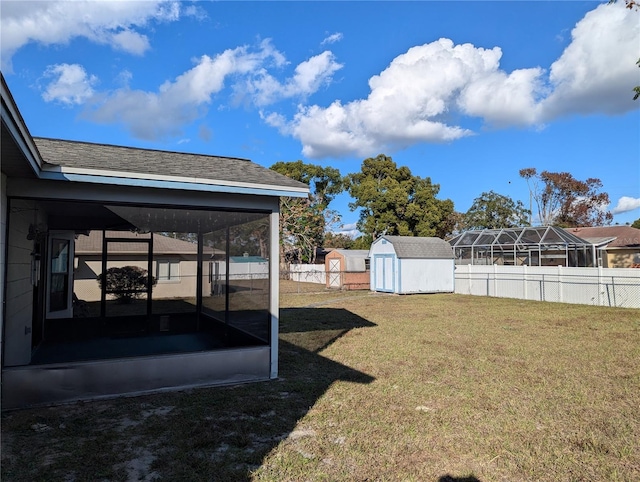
[[519, 168, 613, 227]]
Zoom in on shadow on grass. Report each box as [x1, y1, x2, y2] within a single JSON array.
[[279, 307, 377, 334], [439, 475, 482, 482], [1, 307, 375, 482]]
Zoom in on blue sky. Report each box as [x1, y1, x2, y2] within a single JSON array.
[[2, 0, 639, 235]]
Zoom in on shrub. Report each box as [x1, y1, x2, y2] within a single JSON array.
[[97, 266, 157, 304]]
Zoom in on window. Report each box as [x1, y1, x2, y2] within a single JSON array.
[[157, 260, 180, 282]]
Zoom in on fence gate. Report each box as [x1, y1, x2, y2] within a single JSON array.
[[329, 259, 341, 287]]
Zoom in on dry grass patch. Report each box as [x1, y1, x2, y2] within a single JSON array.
[[2, 292, 639, 481]]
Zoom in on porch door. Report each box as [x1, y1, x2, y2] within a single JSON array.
[[46, 231, 75, 319], [329, 259, 341, 287]]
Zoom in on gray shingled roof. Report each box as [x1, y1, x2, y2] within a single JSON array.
[[380, 235, 454, 259], [34, 137, 308, 191]]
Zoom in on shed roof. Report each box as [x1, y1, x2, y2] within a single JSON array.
[[33, 137, 309, 195], [377, 236, 454, 259], [328, 249, 370, 272], [332, 249, 370, 258]]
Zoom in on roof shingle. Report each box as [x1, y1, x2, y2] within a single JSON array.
[[34, 137, 308, 191], [379, 236, 454, 259]]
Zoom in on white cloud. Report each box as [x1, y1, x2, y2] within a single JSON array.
[[183, 5, 208, 21], [42, 64, 97, 105], [321, 32, 343, 45], [241, 50, 342, 106], [540, 2, 640, 120], [458, 67, 546, 126], [271, 38, 499, 158], [20, 2, 638, 155], [271, 2, 639, 159], [83, 39, 339, 140], [0, 0, 181, 70], [611, 196, 640, 215], [110, 29, 150, 56]]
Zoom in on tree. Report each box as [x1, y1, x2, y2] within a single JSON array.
[[464, 191, 530, 230], [346, 154, 455, 239], [632, 218, 640, 229], [443, 211, 466, 236], [270, 161, 344, 264], [519, 168, 613, 227], [97, 266, 156, 304], [324, 232, 355, 249], [351, 234, 374, 250]]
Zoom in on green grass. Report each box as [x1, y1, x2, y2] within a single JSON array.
[[2, 292, 639, 481]]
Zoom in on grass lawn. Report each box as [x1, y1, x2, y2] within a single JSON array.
[[2, 292, 639, 481]]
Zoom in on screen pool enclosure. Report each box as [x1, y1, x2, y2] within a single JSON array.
[[448, 226, 597, 267]]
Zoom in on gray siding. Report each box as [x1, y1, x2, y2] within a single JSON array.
[[1, 173, 6, 371], [4, 199, 38, 366]]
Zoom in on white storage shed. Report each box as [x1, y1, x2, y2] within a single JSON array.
[[369, 236, 455, 294]]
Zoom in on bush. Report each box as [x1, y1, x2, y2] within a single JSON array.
[[97, 266, 157, 304]]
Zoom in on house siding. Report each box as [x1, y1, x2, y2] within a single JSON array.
[[4, 199, 41, 366], [605, 249, 640, 268], [1, 173, 6, 368]]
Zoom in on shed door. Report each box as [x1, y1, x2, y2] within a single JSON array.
[[329, 259, 341, 287], [374, 255, 394, 292]]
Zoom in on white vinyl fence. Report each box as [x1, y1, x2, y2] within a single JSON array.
[[288, 264, 327, 284], [454, 265, 640, 308]]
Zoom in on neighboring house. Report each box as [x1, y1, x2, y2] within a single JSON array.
[[565, 226, 640, 268], [75, 230, 216, 302], [1, 74, 309, 409], [369, 236, 455, 294], [325, 249, 370, 290]]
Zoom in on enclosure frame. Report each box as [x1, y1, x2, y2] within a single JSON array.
[[448, 227, 597, 267]]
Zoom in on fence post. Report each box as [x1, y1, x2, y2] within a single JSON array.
[[493, 264, 498, 297], [558, 265, 563, 303], [597, 266, 603, 306], [612, 275, 616, 307], [523, 264, 528, 300]]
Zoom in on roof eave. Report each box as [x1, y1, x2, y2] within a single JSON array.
[[39, 168, 309, 198], [1, 74, 44, 174]]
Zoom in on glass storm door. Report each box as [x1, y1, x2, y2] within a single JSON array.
[[46, 232, 75, 319]]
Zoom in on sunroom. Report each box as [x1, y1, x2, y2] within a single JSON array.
[[1, 76, 308, 409]]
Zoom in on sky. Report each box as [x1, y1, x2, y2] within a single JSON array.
[[2, 0, 639, 236]]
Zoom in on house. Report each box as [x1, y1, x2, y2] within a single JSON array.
[[369, 236, 455, 294], [74, 230, 218, 304], [565, 226, 640, 268], [0, 74, 309, 409], [325, 249, 370, 290]]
